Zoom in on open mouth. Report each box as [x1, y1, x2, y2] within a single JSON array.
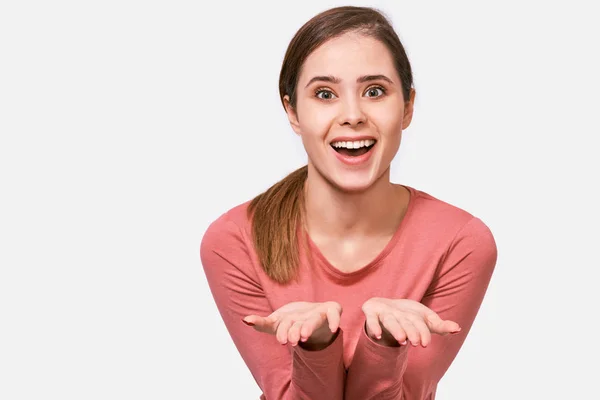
[[331, 139, 376, 157]]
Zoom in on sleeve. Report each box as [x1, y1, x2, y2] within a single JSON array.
[[344, 217, 498, 400], [200, 214, 346, 400]]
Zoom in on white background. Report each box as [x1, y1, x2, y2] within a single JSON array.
[[1, 0, 598, 399]]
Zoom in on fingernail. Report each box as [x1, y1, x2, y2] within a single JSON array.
[[451, 328, 461, 334], [400, 340, 408, 345], [241, 319, 254, 326]]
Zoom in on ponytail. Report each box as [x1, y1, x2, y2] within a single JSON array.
[[247, 165, 308, 284]]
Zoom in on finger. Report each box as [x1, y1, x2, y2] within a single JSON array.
[[424, 312, 446, 334], [276, 318, 295, 344], [407, 316, 432, 347], [326, 306, 341, 333], [380, 314, 409, 345], [365, 313, 382, 339], [398, 318, 421, 346], [441, 319, 461, 335], [287, 320, 304, 346], [244, 315, 276, 334], [299, 312, 322, 341], [425, 313, 461, 335]]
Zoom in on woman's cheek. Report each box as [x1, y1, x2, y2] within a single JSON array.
[[376, 109, 404, 137], [301, 111, 333, 138]]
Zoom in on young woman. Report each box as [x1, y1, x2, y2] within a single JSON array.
[[200, 6, 497, 400]]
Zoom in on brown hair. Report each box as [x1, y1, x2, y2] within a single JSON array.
[[247, 6, 414, 284]]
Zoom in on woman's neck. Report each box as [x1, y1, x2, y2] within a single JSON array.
[[303, 165, 408, 240]]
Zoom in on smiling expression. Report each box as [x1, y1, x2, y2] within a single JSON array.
[[284, 32, 415, 193]]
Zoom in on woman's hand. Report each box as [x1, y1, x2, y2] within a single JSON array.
[[361, 298, 461, 347], [242, 301, 343, 349]]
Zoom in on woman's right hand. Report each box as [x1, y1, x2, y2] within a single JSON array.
[[242, 301, 343, 349]]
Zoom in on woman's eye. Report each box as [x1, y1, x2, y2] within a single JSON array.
[[365, 87, 385, 97], [316, 90, 336, 100]]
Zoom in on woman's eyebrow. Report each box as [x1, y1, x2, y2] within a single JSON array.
[[304, 75, 340, 88], [358, 74, 394, 85], [304, 74, 393, 88]]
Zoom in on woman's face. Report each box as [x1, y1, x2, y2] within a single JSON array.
[[284, 32, 415, 193]]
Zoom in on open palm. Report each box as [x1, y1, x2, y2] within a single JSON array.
[[243, 301, 343, 347], [361, 297, 461, 347]]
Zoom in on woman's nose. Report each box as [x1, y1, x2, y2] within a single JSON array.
[[337, 96, 366, 127]]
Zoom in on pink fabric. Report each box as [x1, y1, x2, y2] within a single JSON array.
[[200, 185, 497, 400]]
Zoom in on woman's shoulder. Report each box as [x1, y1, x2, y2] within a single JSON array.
[[406, 185, 495, 240], [200, 200, 257, 275], [409, 186, 498, 275], [202, 200, 253, 243], [200, 200, 265, 286]]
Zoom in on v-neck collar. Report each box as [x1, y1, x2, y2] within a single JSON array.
[[303, 185, 417, 284]]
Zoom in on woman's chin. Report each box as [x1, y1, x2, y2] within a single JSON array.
[[308, 161, 384, 193], [331, 174, 377, 194]]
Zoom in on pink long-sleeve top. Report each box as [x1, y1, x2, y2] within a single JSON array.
[[200, 185, 498, 400]]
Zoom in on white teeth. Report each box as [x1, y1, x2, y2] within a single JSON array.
[[332, 139, 376, 149]]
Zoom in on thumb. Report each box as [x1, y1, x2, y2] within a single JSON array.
[[425, 313, 461, 335], [243, 315, 277, 334]]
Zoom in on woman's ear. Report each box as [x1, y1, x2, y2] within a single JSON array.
[[283, 95, 301, 135], [402, 88, 416, 128]]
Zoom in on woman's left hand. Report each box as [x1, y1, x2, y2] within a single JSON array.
[[361, 297, 462, 347]]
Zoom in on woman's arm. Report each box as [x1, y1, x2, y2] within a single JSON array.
[[200, 213, 345, 400], [345, 217, 498, 400]]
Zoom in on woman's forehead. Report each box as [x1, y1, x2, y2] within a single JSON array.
[[299, 33, 397, 85]]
